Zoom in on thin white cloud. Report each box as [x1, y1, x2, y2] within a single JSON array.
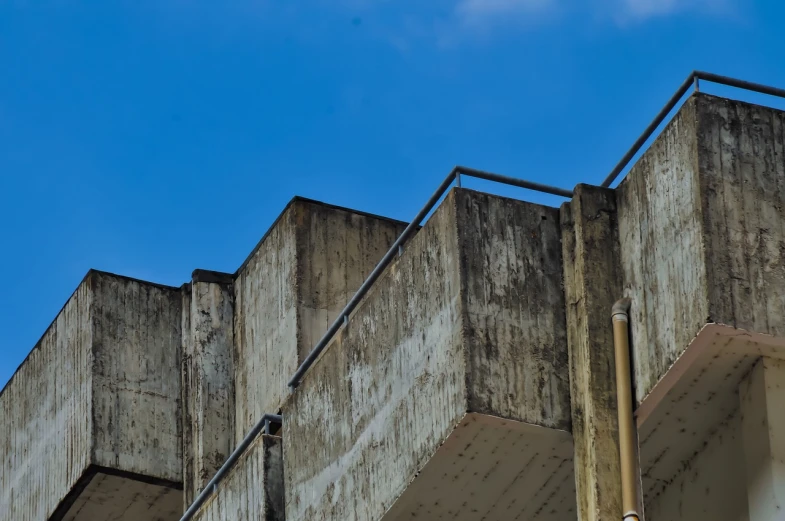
[[331, 0, 734, 51], [453, 0, 730, 25], [615, 0, 732, 21], [457, 0, 555, 18]]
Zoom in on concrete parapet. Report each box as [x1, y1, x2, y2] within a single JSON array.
[[283, 189, 572, 521], [233, 198, 407, 443], [1, 270, 183, 520], [618, 93, 785, 405]]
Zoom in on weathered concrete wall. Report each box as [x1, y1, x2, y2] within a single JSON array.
[[617, 93, 785, 404], [183, 271, 235, 505], [645, 410, 748, 521], [283, 189, 570, 521], [284, 190, 465, 521], [191, 436, 284, 521], [295, 201, 407, 363], [0, 279, 93, 521], [459, 190, 569, 428], [1, 270, 183, 520], [233, 198, 406, 442], [561, 185, 626, 521], [182, 284, 195, 507], [616, 96, 708, 405], [90, 271, 183, 482], [697, 96, 785, 337], [234, 205, 298, 439]]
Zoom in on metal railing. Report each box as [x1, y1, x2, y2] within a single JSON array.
[[180, 414, 282, 521], [178, 168, 571, 521], [288, 165, 574, 388], [180, 70, 785, 521], [600, 70, 785, 188]]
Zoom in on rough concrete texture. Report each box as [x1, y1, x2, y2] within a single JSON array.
[[560, 185, 625, 521], [633, 326, 782, 515], [283, 189, 571, 521], [637, 339, 785, 521], [380, 414, 576, 521], [233, 198, 406, 442], [617, 93, 785, 405], [634, 326, 785, 504], [645, 409, 748, 521], [183, 276, 235, 505], [1, 279, 93, 521], [461, 190, 568, 424], [61, 471, 182, 521], [0, 270, 183, 521], [740, 357, 785, 521], [90, 271, 183, 481], [191, 436, 284, 521]]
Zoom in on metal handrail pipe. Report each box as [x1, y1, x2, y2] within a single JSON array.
[[179, 413, 283, 521], [287, 168, 459, 388], [600, 72, 696, 188], [697, 70, 785, 99], [601, 70, 785, 188], [459, 166, 575, 198], [287, 166, 574, 388]]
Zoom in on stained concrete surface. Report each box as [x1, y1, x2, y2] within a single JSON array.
[[283, 189, 572, 521], [182, 274, 235, 505], [1, 271, 183, 521], [61, 471, 181, 521], [635, 330, 785, 520], [614, 92, 785, 520], [233, 198, 407, 444], [618, 93, 785, 406], [90, 272, 183, 481], [381, 414, 575, 521], [191, 436, 284, 521], [561, 185, 626, 521], [1, 278, 93, 521], [6, 90, 785, 521], [644, 408, 748, 521]]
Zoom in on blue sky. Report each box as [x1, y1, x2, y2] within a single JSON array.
[[2, 1, 785, 387]]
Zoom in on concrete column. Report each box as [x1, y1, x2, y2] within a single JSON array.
[[561, 184, 628, 521], [182, 269, 235, 506], [740, 357, 785, 521]]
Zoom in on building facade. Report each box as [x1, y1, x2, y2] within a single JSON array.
[[3, 91, 785, 521]]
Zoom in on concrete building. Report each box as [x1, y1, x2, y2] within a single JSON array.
[[3, 83, 785, 521]]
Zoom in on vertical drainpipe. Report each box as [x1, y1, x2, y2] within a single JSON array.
[[612, 298, 641, 521]]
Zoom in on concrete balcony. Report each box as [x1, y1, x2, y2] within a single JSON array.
[[614, 93, 785, 519], [181, 197, 408, 507], [1, 271, 183, 521], [6, 83, 785, 521], [284, 189, 575, 521]]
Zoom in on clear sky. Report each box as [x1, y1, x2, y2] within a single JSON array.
[[2, 1, 785, 387]]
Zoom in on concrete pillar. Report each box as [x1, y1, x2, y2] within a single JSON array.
[[740, 357, 785, 521], [561, 184, 629, 521], [182, 269, 235, 507]]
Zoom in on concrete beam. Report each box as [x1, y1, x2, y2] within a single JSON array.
[[183, 271, 235, 506], [561, 185, 627, 521], [740, 357, 785, 521]]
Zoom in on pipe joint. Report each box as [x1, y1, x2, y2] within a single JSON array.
[[612, 297, 632, 321], [623, 514, 640, 521]]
